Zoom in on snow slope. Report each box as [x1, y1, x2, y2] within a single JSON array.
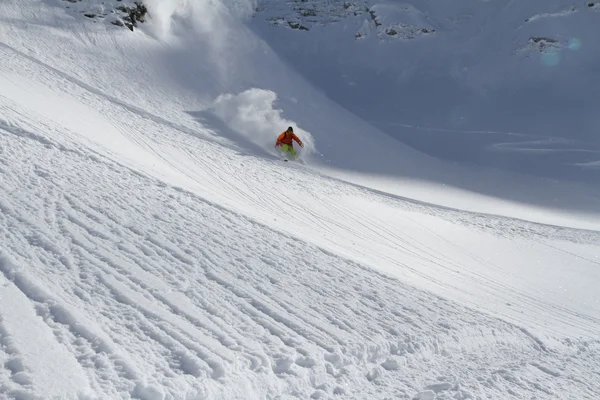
[[4, 0, 600, 230], [2, 137, 599, 399], [1, 0, 599, 399]]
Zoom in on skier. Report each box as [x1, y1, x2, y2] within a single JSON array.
[[275, 126, 303, 160]]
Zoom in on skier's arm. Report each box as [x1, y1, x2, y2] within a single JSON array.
[[292, 134, 304, 147]]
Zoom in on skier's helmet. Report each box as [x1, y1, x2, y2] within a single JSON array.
[[287, 126, 294, 132]]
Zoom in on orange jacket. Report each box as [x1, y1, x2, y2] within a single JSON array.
[[276, 131, 303, 147]]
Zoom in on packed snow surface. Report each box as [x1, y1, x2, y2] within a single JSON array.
[[0, 0, 599, 399]]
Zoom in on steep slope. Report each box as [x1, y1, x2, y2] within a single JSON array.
[[4, 0, 600, 229], [1, 0, 599, 399]]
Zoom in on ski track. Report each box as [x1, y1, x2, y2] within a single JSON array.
[[0, 13, 600, 400]]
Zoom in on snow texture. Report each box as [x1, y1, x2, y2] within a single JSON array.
[[0, 0, 599, 399]]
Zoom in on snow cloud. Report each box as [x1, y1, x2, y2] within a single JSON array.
[[143, 0, 256, 40], [140, 1, 316, 160], [142, 0, 260, 86], [210, 88, 316, 160]]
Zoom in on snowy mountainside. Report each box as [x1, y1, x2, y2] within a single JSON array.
[[256, 0, 436, 40], [1, 64, 600, 397], [15, 0, 600, 224], [1, 0, 600, 399], [50, 0, 147, 30], [252, 0, 600, 182]]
